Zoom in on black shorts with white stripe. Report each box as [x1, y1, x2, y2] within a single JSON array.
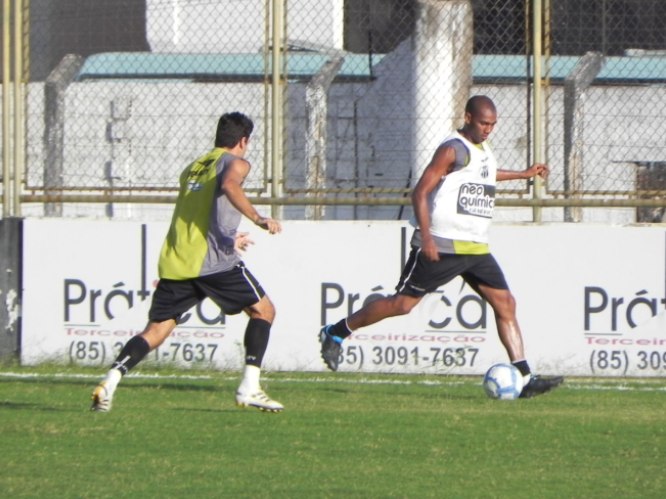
[[148, 262, 266, 322], [396, 247, 509, 297]]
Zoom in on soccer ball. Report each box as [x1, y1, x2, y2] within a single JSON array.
[[483, 363, 524, 400]]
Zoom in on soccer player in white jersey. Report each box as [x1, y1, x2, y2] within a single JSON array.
[[319, 95, 563, 398]]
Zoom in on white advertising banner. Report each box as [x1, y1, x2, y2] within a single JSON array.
[[21, 219, 666, 377]]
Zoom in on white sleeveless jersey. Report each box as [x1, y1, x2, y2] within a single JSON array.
[[428, 131, 498, 243]]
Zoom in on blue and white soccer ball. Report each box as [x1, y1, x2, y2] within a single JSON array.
[[483, 363, 524, 400]]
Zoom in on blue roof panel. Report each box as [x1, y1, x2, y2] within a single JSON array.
[[76, 52, 666, 83]]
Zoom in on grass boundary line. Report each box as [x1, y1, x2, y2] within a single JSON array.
[[1, 371, 665, 392]]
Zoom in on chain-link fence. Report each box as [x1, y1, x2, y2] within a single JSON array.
[[1, 0, 665, 222], [546, 0, 666, 222]]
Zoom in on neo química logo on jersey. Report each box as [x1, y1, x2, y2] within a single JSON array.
[[457, 183, 495, 218]]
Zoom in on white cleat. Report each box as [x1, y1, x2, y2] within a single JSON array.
[[90, 382, 114, 412], [235, 389, 284, 413]]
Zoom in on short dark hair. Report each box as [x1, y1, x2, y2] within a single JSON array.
[[465, 95, 496, 116], [215, 112, 254, 148]]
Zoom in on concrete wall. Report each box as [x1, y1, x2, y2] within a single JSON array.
[[146, 0, 344, 53], [0, 219, 21, 360]]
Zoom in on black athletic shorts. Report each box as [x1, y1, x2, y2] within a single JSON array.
[[396, 247, 509, 297], [148, 262, 266, 322]]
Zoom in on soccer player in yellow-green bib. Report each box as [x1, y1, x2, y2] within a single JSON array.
[[91, 112, 284, 413]]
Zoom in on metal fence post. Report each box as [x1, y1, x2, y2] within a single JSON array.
[[13, 0, 25, 217], [2, 0, 12, 218], [270, 0, 284, 219], [532, 0, 544, 223]]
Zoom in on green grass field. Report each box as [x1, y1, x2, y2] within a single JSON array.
[[0, 365, 664, 499]]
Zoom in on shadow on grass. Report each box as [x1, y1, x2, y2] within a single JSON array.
[[0, 400, 78, 412], [0, 376, 223, 393]]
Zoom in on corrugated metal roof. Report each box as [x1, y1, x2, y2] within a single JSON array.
[[76, 52, 666, 83]]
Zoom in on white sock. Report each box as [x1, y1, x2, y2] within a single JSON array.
[[238, 365, 261, 393], [103, 368, 122, 392]]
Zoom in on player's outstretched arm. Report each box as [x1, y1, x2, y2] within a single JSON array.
[[221, 158, 282, 234], [496, 163, 549, 182]]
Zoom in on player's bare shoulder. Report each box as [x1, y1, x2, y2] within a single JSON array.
[[222, 156, 251, 185], [429, 142, 458, 176]]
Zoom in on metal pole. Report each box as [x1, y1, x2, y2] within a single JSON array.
[[16, 193, 666, 209], [2, 0, 12, 217], [13, 0, 23, 216], [270, 0, 283, 218], [532, 0, 543, 222], [263, 0, 270, 193]]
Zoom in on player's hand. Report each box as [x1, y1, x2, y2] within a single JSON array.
[[234, 232, 254, 253], [526, 163, 549, 179], [421, 238, 440, 262], [255, 216, 282, 234]]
